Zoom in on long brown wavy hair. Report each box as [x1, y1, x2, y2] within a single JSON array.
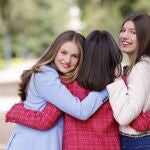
[[18, 30, 85, 101]]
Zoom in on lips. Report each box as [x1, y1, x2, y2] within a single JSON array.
[[120, 40, 132, 48], [122, 41, 131, 45], [61, 64, 70, 69]]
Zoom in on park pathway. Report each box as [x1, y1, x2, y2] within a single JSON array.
[[0, 59, 36, 150]]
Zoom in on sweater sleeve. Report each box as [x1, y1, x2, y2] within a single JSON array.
[[33, 66, 108, 120], [5, 81, 90, 130], [6, 102, 62, 130], [107, 62, 149, 126], [130, 111, 150, 132]]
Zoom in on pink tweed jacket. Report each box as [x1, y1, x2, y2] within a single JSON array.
[[6, 81, 150, 149]]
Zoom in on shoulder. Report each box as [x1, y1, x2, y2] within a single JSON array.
[[34, 65, 60, 83], [40, 65, 58, 73], [39, 65, 59, 76], [131, 57, 150, 74], [129, 56, 150, 81]]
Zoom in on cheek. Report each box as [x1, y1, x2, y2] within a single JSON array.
[[132, 38, 138, 50], [72, 59, 79, 67], [75, 58, 80, 64], [54, 57, 58, 66], [54, 54, 61, 66], [55, 53, 62, 61]]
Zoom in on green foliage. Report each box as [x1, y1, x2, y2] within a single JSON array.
[[0, 0, 10, 21], [78, 0, 150, 38], [134, 0, 150, 13], [0, 0, 74, 58], [0, 0, 150, 60]]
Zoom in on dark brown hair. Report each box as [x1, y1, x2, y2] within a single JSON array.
[[77, 30, 122, 91], [121, 12, 150, 74]]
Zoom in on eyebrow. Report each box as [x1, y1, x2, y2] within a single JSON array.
[[129, 28, 136, 30], [60, 49, 80, 55], [122, 26, 136, 30]]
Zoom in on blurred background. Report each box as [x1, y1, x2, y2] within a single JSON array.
[[0, 0, 150, 149]]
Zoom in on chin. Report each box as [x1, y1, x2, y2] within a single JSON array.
[[60, 69, 70, 74], [121, 47, 129, 53]]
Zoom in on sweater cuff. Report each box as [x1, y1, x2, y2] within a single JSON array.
[[106, 79, 126, 96]]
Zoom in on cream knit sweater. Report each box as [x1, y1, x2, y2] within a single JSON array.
[[107, 56, 150, 135]]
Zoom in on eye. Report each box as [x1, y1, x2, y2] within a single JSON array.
[[72, 55, 79, 59], [60, 51, 67, 55], [130, 30, 136, 34]]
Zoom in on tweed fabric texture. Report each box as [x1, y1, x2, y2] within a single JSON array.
[[63, 81, 120, 150], [7, 79, 149, 149], [130, 112, 150, 132], [6, 102, 61, 130]]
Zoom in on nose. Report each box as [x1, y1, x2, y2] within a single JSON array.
[[65, 55, 71, 63], [121, 31, 129, 39]]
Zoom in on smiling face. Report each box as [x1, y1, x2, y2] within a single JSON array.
[[119, 21, 138, 59], [54, 41, 80, 74]]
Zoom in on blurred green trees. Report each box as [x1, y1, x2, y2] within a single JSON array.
[[0, 0, 73, 59], [78, 0, 150, 37], [0, 0, 149, 60]]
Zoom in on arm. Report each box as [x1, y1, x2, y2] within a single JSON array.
[[130, 111, 150, 132], [6, 81, 91, 130], [107, 63, 148, 125], [122, 73, 150, 131], [6, 67, 108, 129], [6, 102, 62, 130], [31, 66, 108, 120]]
